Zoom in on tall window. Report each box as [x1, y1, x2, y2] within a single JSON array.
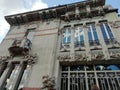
[[100, 23, 114, 44], [25, 28, 35, 42], [74, 26, 84, 47], [87, 24, 99, 46], [62, 27, 71, 45]]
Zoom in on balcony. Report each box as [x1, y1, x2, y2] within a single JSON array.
[[8, 38, 31, 56]]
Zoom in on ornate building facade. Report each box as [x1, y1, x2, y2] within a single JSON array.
[[0, 0, 120, 90]]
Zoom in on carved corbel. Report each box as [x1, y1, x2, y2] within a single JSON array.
[[0, 56, 11, 65], [75, 54, 86, 61], [41, 75, 56, 90], [57, 54, 71, 61], [24, 54, 38, 65]]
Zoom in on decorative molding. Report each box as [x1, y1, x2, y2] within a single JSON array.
[[41, 75, 56, 90], [57, 54, 71, 61], [110, 51, 120, 59], [109, 21, 120, 28], [75, 54, 87, 61], [23, 54, 38, 65], [91, 53, 105, 60], [0, 56, 12, 65]]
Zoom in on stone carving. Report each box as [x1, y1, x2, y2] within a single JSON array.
[[91, 53, 104, 60], [109, 21, 120, 28], [41, 75, 55, 90], [0, 56, 11, 65], [9, 37, 32, 56], [23, 54, 37, 64], [75, 54, 86, 61], [12, 39, 21, 47], [110, 51, 120, 59], [57, 54, 71, 61]]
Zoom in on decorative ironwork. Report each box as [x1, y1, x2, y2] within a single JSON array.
[[61, 65, 120, 90], [8, 37, 32, 56], [91, 84, 99, 90]]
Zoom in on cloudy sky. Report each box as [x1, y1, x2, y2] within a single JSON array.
[[0, 0, 120, 43]]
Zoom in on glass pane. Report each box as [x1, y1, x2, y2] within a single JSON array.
[[18, 65, 31, 89], [62, 37, 66, 44], [62, 28, 71, 44], [105, 23, 114, 39], [100, 24, 108, 40], [88, 28, 93, 41], [74, 27, 84, 47]]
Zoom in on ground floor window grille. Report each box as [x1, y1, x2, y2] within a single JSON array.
[[60, 65, 120, 90]]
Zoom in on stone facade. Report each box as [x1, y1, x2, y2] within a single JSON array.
[[0, 0, 120, 90]]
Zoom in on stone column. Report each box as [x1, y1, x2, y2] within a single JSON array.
[[70, 27, 75, 61], [53, 29, 62, 90], [83, 25, 91, 61]]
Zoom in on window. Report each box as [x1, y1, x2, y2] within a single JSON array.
[[62, 27, 71, 44], [18, 65, 31, 89], [87, 24, 99, 46], [74, 26, 84, 48], [25, 28, 35, 42], [100, 23, 114, 44], [6, 65, 20, 89]]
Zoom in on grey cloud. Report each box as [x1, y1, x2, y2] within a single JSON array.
[[0, 0, 48, 43]]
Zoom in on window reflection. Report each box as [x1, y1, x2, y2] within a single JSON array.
[[6, 65, 20, 89], [70, 66, 84, 71], [86, 65, 94, 71], [100, 23, 114, 44], [18, 65, 31, 90], [62, 28, 71, 44], [87, 24, 99, 46], [96, 65, 120, 71], [74, 27, 84, 48]]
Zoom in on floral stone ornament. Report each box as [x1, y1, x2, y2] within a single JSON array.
[[41, 75, 56, 90]]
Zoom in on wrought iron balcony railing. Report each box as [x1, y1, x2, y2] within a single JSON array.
[[8, 37, 32, 56]]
